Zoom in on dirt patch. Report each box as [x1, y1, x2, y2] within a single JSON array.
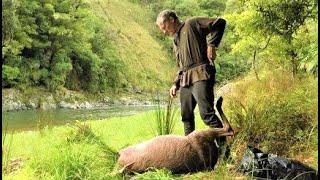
[[3, 157, 29, 174], [293, 154, 317, 168]]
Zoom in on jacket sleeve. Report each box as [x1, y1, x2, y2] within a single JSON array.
[[196, 17, 226, 47], [173, 70, 182, 89], [172, 42, 181, 89]]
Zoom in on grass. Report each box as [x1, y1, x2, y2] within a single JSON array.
[[90, 0, 176, 92], [154, 95, 179, 135], [2, 119, 14, 175], [2, 104, 213, 179]]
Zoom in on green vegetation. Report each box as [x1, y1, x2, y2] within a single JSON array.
[[224, 68, 318, 159], [2, 71, 317, 179], [2, 123, 14, 175], [2, 0, 174, 93], [2, 0, 317, 90], [154, 95, 178, 135], [2, 0, 318, 179]]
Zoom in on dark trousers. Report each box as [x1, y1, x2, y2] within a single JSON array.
[[180, 80, 223, 136]]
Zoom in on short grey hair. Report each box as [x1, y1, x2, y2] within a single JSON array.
[[156, 9, 178, 24]]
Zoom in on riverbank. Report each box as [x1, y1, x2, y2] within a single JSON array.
[[2, 87, 168, 112], [2, 83, 235, 112]]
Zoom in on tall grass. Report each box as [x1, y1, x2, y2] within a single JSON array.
[[223, 69, 318, 167], [154, 95, 178, 135], [36, 109, 54, 135], [2, 118, 14, 175], [29, 121, 121, 179]]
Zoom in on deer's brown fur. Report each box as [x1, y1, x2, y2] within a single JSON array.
[[117, 97, 233, 174]]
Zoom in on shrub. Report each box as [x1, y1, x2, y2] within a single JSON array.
[[224, 69, 318, 158], [2, 65, 20, 88]]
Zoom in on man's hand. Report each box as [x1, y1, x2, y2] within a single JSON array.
[[207, 45, 217, 62], [169, 85, 178, 98]]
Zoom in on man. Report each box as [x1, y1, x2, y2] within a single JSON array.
[[156, 10, 230, 158], [156, 10, 227, 136]]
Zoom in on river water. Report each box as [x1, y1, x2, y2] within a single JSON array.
[[2, 106, 156, 132]]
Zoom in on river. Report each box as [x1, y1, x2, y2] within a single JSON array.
[[2, 106, 156, 132]]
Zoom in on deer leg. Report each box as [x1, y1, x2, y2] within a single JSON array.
[[216, 97, 234, 135]]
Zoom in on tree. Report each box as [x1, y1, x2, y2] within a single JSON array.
[[255, 0, 316, 77], [224, 1, 272, 80], [2, 0, 123, 92]]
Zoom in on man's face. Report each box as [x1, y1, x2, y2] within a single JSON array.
[[157, 19, 175, 36]]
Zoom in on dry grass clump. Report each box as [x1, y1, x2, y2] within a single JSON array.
[[223, 69, 317, 166]]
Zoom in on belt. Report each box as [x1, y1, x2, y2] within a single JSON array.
[[181, 62, 208, 72]]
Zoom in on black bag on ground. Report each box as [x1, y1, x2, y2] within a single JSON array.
[[237, 146, 318, 180]]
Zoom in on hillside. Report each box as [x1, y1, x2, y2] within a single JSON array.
[[91, 0, 175, 92]]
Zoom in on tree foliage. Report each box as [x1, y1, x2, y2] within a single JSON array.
[[223, 0, 318, 79], [2, 0, 122, 92], [2, 0, 318, 92], [254, 0, 317, 76]]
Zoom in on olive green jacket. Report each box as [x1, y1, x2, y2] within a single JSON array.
[[173, 17, 226, 88]]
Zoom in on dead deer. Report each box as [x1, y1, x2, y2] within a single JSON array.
[[117, 96, 234, 174]]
